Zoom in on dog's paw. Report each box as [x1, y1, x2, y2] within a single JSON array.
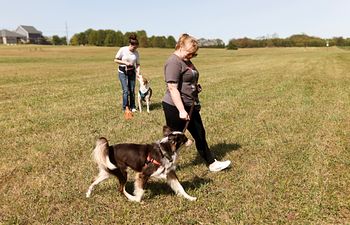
[[127, 197, 143, 203], [86, 192, 91, 198], [188, 196, 197, 201]]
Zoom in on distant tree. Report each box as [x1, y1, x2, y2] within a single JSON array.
[[288, 34, 309, 47], [87, 30, 98, 46], [345, 38, 350, 46], [198, 38, 225, 48], [40, 36, 52, 45], [166, 36, 176, 48], [215, 39, 225, 48], [78, 32, 88, 45], [70, 34, 79, 45], [51, 35, 67, 45], [333, 37, 346, 46], [139, 35, 149, 47], [115, 31, 125, 46], [232, 37, 256, 48], [136, 30, 148, 47], [226, 40, 238, 50], [153, 36, 167, 48], [309, 37, 326, 47], [104, 30, 117, 46], [52, 35, 61, 45], [124, 32, 134, 45], [61, 37, 67, 45], [84, 29, 94, 42], [95, 30, 105, 46], [148, 36, 156, 47]]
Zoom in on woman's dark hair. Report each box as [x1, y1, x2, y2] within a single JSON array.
[[129, 33, 139, 46]]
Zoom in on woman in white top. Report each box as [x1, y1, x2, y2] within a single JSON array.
[[114, 34, 140, 112]]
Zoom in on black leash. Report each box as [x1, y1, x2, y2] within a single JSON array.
[[182, 100, 195, 133]]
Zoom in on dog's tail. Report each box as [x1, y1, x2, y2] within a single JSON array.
[[92, 137, 117, 170]]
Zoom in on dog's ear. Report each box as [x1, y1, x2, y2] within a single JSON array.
[[143, 77, 148, 84], [163, 125, 172, 137]]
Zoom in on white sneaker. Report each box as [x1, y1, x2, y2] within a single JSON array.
[[131, 108, 137, 112], [209, 159, 231, 172]]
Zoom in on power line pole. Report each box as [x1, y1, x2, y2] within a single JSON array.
[[65, 22, 69, 45]]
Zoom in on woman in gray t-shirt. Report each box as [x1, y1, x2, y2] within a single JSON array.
[[162, 34, 231, 172]]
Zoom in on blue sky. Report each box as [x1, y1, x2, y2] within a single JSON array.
[[1, 0, 349, 43]]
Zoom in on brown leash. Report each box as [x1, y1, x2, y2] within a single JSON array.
[[182, 100, 195, 133]]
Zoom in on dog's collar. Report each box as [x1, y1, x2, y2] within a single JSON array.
[[145, 154, 161, 167], [139, 89, 150, 98]]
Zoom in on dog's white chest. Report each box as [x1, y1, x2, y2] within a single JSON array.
[[139, 85, 149, 94]]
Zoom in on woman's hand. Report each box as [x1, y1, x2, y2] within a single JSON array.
[[168, 83, 189, 120], [179, 110, 190, 120], [125, 61, 133, 66]]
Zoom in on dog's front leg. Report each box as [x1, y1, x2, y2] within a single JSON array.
[[132, 172, 147, 202], [113, 168, 141, 202], [166, 170, 197, 201], [146, 98, 150, 113], [137, 95, 142, 113], [110, 168, 127, 193], [122, 172, 146, 202]]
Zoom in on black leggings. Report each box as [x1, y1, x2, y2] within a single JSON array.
[[162, 101, 215, 164]]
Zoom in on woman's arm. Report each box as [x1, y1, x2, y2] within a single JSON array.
[[114, 58, 132, 66], [135, 64, 140, 76], [167, 83, 189, 120]]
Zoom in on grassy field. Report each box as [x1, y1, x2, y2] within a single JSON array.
[[1, 45, 349, 224]]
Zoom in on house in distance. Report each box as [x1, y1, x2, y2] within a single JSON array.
[[0, 25, 44, 44]]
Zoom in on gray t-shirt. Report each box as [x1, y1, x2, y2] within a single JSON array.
[[162, 54, 199, 106]]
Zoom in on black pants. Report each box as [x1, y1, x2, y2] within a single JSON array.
[[162, 101, 215, 164]]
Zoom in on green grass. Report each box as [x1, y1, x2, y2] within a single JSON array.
[[1, 45, 350, 224]]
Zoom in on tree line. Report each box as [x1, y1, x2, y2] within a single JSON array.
[[49, 29, 350, 49], [227, 34, 350, 49], [69, 29, 177, 48]]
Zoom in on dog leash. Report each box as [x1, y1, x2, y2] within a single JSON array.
[[181, 68, 198, 133], [182, 100, 195, 133]]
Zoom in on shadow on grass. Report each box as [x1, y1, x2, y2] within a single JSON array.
[[148, 101, 163, 111], [211, 142, 241, 159], [146, 175, 212, 198], [181, 142, 241, 168]]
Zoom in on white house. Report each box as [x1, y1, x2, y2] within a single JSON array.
[[15, 25, 43, 44], [0, 29, 26, 44]]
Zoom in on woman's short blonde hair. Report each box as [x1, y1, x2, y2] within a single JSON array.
[[175, 33, 199, 54]]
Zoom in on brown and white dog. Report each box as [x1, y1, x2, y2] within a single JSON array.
[[137, 75, 152, 113], [86, 126, 196, 202]]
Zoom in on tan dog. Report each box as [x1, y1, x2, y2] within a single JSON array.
[[137, 75, 152, 113]]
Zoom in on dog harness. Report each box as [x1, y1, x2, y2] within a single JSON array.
[[139, 89, 150, 101]]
